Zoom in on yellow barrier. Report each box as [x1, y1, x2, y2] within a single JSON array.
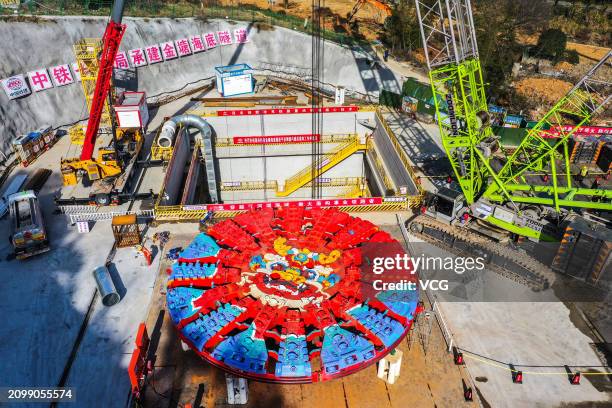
[[0, 0, 20, 6], [154, 200, 409, 222]]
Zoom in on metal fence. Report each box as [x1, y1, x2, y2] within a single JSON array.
[[68, 208, 155, 223], [1, 1, 369, 48]]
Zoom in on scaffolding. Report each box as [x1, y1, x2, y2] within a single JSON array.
[[73, 38, 112, 131]]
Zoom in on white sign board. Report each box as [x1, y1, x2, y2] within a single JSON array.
[[27, 69, 54, 92], [335, 86, 345, 105], [175, 38, 192, 56], [189, 35, 206, 53], [49, 64, 74, 87], [160, 41, 178, 60], [116, 110, 141, 128], [129, 48, 148, 67], [1, 75, 31, 99], [221, 73, 252, 97], [76, 221, 90, 233], [493, 206, 514, 224]]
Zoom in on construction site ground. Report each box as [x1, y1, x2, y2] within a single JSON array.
[[402, 225, 612, 408], [0, 43, 610, 408], [141, 221, 473, 408]]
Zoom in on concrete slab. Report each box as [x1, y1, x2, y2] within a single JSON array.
[[58, 245, 160, 408], [0, 137, 158, 408], [400, 228, 612, 407]]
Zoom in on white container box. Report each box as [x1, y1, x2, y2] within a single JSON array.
[[114, 91, 149, 130]]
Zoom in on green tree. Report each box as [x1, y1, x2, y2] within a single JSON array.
[[533, 28, 567, 61], [382, 1, 420, 54]]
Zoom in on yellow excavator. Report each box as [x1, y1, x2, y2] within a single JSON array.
[[61, 127, 142, 185]]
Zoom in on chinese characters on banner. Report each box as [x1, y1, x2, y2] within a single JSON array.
[[189, 35, 206, 53], [113, 51, 130, 69], [27, 69, 53, 92], [234, 28, 248, 43], [183, 197, 384, 212], [2, 27, 250, 99], [175, 38, 192, 56], [49, 64, 74, 86], [145, 45, 163, 64], [217, 30, 233, 45], [128, 48, 148, 67], [160, 42, 178, 60], [204, 32, 218, 49], [233, 134, 321, 145]]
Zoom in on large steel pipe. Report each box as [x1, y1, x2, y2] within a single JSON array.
[[93, 265, 120, 307]]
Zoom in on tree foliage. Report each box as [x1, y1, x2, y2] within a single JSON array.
[[381, 1, 420, 54], [533, 28, 567, 61], [472, 0, 551, 101]]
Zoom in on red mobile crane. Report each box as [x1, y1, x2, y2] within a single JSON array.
[[59, 0, 146, 205], [60, 0, 142, 189], [80, 0, 127, 161]]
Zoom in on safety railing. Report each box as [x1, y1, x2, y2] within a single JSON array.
[[340, 183, 369, 198], [69, 209, 155, 224], [277, 138, 367, 197], [57, 205, 99, 214], [220, 177, 365, 192], [366, 138, 395, 193], [313, 177, 364, 188], [221, 180, 279, 191], [375, 108, 425, 197]]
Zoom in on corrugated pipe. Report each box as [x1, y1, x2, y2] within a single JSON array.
[[159, 115, 219, 203]]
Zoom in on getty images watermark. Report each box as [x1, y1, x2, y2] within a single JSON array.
[[369, 253, 487, 292]]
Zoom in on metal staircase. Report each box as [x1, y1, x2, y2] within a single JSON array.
[[276, 138, 367, 197]]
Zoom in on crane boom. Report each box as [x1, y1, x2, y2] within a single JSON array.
[[415, 0, 493, 204], [485, 51, 611, 196], [415, 0, 611, 241], [80, 0, 127, 161]]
